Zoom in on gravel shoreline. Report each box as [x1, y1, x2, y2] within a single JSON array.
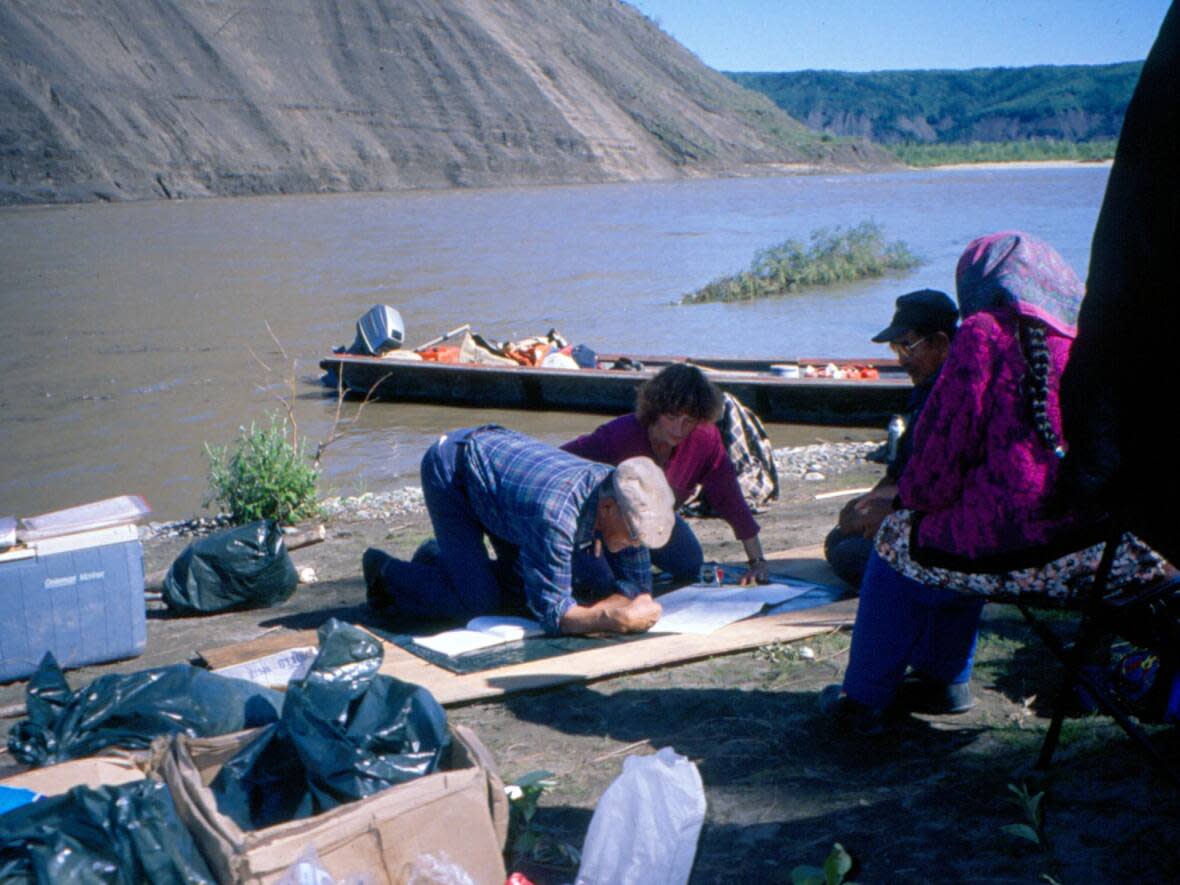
[[142, 441, 884, 537], [774, 440, 882, 480], [315, 440, 884, 524]]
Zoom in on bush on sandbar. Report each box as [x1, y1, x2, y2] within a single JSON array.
[[681, 221, 921, 305]]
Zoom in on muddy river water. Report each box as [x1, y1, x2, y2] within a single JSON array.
[[0, 164, 1109, 519]]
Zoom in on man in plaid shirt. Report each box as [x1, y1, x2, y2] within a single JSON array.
[[364, 425, 675, 635]]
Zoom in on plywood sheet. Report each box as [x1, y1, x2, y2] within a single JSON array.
[[371, 597, 856, 705], [198, 544, 856, 705], [200, 630, 320, 670]]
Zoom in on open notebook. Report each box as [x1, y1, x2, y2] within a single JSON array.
[[412, 615, 546, 657]]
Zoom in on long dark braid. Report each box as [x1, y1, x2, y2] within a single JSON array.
[[1020, 320, 1065, 457]]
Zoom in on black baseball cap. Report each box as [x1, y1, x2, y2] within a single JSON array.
[[871, 289, 959, 343]]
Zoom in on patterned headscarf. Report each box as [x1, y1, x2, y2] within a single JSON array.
[[955, 231, 1084, 337]]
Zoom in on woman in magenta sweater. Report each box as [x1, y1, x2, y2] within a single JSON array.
[[563, 363, 769, 584], [822, 231, 1163, 733]]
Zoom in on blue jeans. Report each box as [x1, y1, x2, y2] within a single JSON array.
[[571, 513, 703, 588], [824, 526, 873, 588], [653, 515, 705, 581], [842, 549, 986, 710], [372, 433, 627, 622], [372, 432, 506, 621]]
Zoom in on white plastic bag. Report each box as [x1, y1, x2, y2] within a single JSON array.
[[575, 747, 706, 885], [274, 845, 375, 885], [406, 851, 478, 885]]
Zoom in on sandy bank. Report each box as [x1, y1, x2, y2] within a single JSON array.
[[926, 158, 1114, 172]]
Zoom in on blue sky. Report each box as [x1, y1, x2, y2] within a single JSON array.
[[628, 1, 1172, 72]]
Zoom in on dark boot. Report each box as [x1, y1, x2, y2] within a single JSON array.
[[363, 548, 395, 611], [893, 674, 975, 714], [818, 684, 886, 736]]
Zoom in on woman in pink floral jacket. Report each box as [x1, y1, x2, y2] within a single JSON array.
[[822, 232, 1163, 733]]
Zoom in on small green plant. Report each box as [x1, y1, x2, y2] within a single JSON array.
[[681, 222, 921, 304], [1000, 782, 1048, 850], [506, 770, 581, 870], [205, 414, 320, 524], [792, 843, 859, 885]]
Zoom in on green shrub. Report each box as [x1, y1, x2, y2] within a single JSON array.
[[205, 415, 320, 524], [682, 221, 921, 304]]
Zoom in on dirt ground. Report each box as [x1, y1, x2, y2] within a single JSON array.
[[3, 461, 1179, 883]]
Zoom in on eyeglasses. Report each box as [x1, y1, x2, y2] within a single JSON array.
[[889, 336, 929, 358]]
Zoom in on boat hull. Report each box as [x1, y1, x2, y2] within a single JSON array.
[[318, 354, 911, 426]]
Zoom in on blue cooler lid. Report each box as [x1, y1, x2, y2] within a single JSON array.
[[0, 785, 43, 816]]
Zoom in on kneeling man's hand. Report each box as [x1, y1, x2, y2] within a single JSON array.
[[608, 593, 662, 633], [560, 592, 662, 635]]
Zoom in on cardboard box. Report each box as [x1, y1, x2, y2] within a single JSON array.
[[0, 751, 147, 797], [0, 524, 145, 682], [155, 724, 510, 884]]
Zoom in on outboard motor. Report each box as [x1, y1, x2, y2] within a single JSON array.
[[349, 305, 405, 355]]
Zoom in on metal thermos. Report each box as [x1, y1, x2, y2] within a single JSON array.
[[886, 415, 906, 463]]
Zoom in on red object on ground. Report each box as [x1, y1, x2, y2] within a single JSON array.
[[505, 874, 537, 885]]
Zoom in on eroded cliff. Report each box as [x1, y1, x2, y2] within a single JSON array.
[[0, 0, 886, 205]]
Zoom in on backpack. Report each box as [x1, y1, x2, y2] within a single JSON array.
[[685, 393, 779, 514], [720, 393, 780, 509], [1082, 642, 1180, 724]]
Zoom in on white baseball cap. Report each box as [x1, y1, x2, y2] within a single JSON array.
[[611, 456, 675, 549]]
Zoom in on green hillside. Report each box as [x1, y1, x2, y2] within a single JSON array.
[[727, 63, 1142, 145]]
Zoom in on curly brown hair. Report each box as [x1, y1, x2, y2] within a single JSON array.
[[635, 363, 724, 427]]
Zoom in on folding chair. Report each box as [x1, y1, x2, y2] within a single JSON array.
[[1046, 1, 1180, 790], [913, 520, 1180, 788], [1012, 525, 1180, 787]]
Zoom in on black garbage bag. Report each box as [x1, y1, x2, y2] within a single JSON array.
[[0, 778, 215, 884], [210, 619, 450, 830], [162, 519, 298, 615], [8, 652, 283, 767]]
